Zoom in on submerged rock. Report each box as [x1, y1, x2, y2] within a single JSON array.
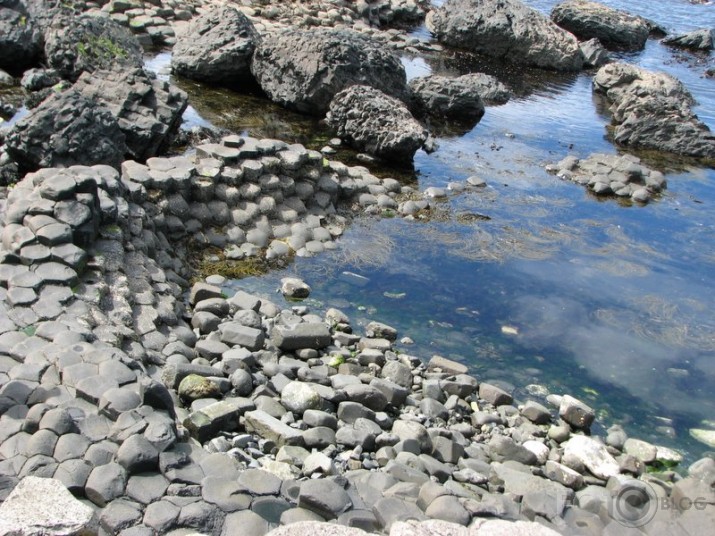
[[551, 0, 651, 51], [428, 0, 584, 71], [251, 27, 407, 116], [326, 85, 427, 163], [172, 6, 260, 86], [593, 62, 715, 160]]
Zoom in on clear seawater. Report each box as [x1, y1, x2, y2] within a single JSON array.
[[147, 0, 715, 464]]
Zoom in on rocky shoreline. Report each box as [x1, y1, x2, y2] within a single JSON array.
[[1, 0, 715, 535]]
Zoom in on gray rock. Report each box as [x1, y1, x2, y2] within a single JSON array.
[[238, 468, 282, 496], [544, 460, 584, 490], [251, 28, 407, 116], [593, 62, 715, 159], [271, 323, 331, 351], [44, 14, 143, 81], [303, 409, 338, 430], [126, 473, 170, 504], [303, 427, 336, 450], [520, 400, 552, 424], [392, 421, 432, 453], [72, 67, 187, 162], [220, 322, 265, 351], [424, 495, 470, 525], [429, 0, 584, 71], [172, 6, 259, 85], [143, 500, 179, 532], [100, 498, 143, 534], [558, 394, 595, 429], [54, 459, 93, 494], [551, 0, 650, 51], [5, 90, 126, 171], [117, 433, 160, 473], [342, 384, 388, 412], [326, 85, 426, 163], [663, 28, 714, 51], [281, 277, 311, 300], [222, 510, 270, 536], [244, 409, 304, 447], [380, 361, 413, 390], [0, 6, 42, 73], [0, 476, 98, 535], [479, 383, 513, 406], [489, 436, 537, 465], [202, 476, 251, 512], [372, 497, 426, 530], [298, 479, 352, 520], [184, 397, 254, 441], [85, 462, 128, 507], [580, 38, 611, 69]]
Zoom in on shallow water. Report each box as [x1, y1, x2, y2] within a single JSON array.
[[150, 0, 715, 463]]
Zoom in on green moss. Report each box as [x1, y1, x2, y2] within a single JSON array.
[[21, 325, 36, 337], [76, 35, 128, 65]]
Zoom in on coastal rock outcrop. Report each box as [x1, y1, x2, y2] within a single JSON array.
[[551, 0, 651, 51], [327, 85, 427, 163], [0, 3, 43, 74], [44, 13, 143, 82], [251, 28, 408, 116], [593, 62, 715, 160], [4, 89, 127, 171], [408, 73, 511, 123], [427, 0, 584, 71], [663, 28, 715, 51], [72, 68, 188, 162], [172, 6, 260, 86]]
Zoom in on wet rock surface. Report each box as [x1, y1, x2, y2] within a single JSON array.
[[593, 62, 715, 160], [327, 85, 427, 163], [428, 0, 584, 71], [251, 28, 408, 116], [172, 5, 260, 86], [551, 0, 651, 51]]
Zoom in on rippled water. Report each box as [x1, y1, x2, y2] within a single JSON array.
[[150, 0, 715, 463]]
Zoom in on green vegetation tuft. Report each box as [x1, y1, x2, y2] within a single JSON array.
[[76, 35, 128, 65]]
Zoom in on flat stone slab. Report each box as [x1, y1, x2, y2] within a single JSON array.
[[184, 398, 255, 442], [271, 323, 331, 351], [0, 476, 98, 535], [244, 409, 304, 447]]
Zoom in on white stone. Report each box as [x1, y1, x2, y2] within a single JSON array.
[[0, 477, 98, 535], [563, 435, 620, 479], [522, 440, 550, 465]]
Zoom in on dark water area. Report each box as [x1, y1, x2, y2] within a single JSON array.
[[147, 0, 715, 464]]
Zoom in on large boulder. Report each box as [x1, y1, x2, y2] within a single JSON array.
[[44, 13, 143, 82], [427, 0, 584, 71], [326, 85, 427, 163], [72, 67, 188, 161], [172, 6, 260, 86], [0, 5, 43, 73], [251, 28, 407, 116], [5, 89, 127, 171], [551, 0, 650, 51], [409, 73, 512, 121], [593, 62, 715, 160]]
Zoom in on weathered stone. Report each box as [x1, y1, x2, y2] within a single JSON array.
[[298, 479, 352, 520], [271, 323, 331, 351], [244, 410, 304, 446], [559, 394, 595, 429]]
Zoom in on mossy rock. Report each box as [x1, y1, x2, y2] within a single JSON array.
[[178, 374, 221, 402]]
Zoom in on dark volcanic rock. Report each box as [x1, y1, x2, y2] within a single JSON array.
[[5, 89, 127, 171], [172, 6, 260, 86], [251, 28, 407, 116], [0, 5, 43, 74], [72, 68, 188, 162], [428, 0, 584, 71], [551, 0, 650, 51], [327, 85, 427, 163], [44, 14, 143, 82], [593, 62, 715, 160]]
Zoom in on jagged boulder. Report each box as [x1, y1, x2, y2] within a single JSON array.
[[427, 0, 584, 71], [0, 5, 43, 73], [551, 0, 650, 51], [593, 62, 715, 159], [251, 27, 407, 116], [663, 28, 714, 51], [72, 67, 188, 161], [326, 85, 427, 163], [172, 6, 260, 86], [5, 89, 127, 171], [409, 73, 511, 122], [44, 13, 143, 82]]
